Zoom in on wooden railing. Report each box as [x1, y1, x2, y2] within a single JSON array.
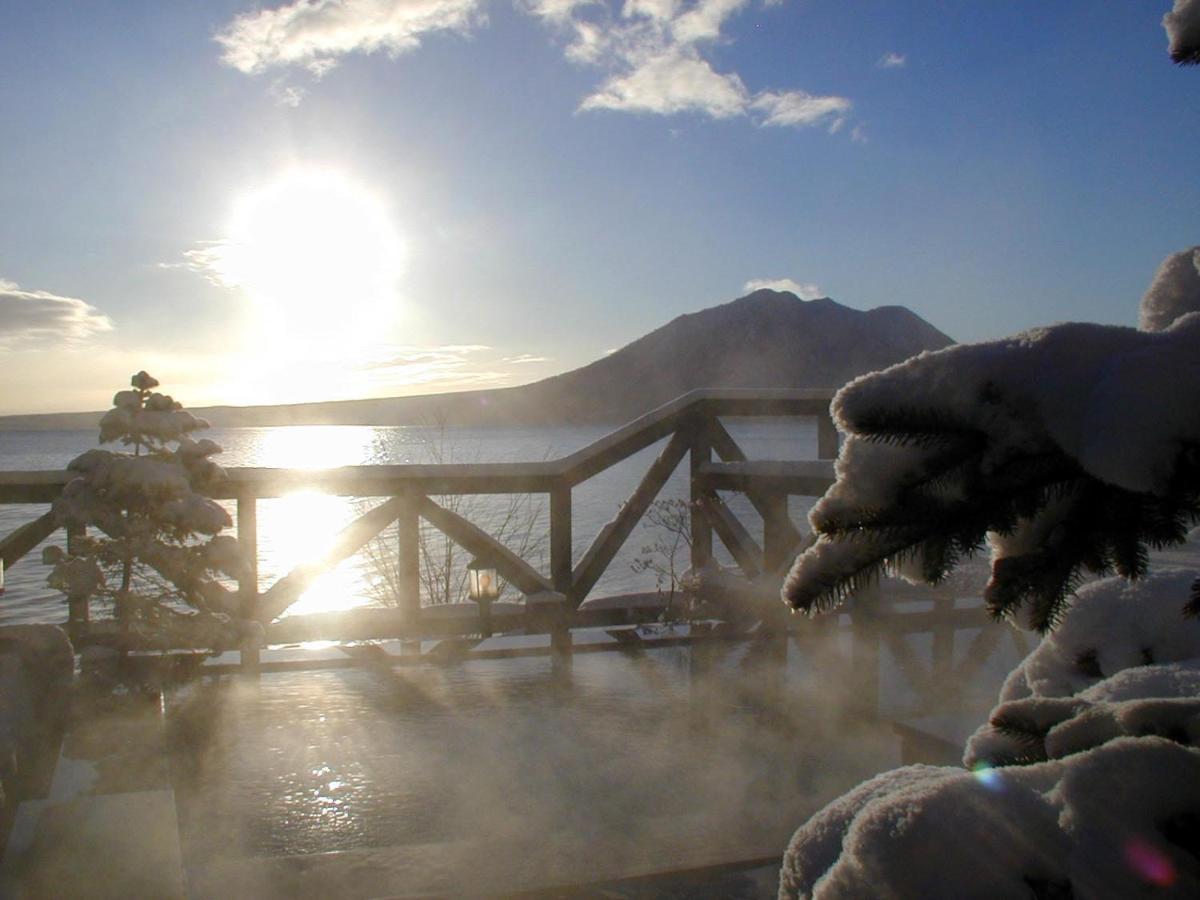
[[1, 390, 832, 615], [0, 387, 1024, 712]]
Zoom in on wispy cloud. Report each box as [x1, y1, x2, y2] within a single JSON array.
[[0, 279, 112, 346], [215, 0, 484, 76], [876, 51, 905, 69], [360, 343, 511, 388], [503, 353, 551, 364], [178, 241, 240, 288], [531, 0, 852, 130], [743, 277, 824, 300], [216, 0, 854, 130], [751, 90, 852, 129]]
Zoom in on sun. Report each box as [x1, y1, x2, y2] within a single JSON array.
[[218, 168, 405, 342]]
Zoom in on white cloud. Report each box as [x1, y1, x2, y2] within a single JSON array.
[[521, 0, 598, 25], [750, 90, 850, 129], [1165, 0, 1200, 65], [743, 277, 824, 300], [876, 51, 905, 68], [215, 0, 484, 76], [581, 49, 749, 118], [503, 353, 551, 364], [216, 0, 856, 132], [360, 343, 510, 387], [0, 279, 112, 346], [548, 0, 853, 130]]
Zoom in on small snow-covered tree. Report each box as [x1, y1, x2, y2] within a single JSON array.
[[44, 371, 246, 648]]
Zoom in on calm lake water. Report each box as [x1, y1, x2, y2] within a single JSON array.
[[0, 420, 818, 626]]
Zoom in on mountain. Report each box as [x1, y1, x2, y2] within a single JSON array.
[[0, 291, 953, 430]]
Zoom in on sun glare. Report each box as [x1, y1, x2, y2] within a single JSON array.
[[219, 168, 404, 342]]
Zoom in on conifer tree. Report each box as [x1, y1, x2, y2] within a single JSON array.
[[43, 371, 247, 648]]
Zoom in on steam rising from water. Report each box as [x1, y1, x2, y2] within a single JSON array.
[[169, 641, 902, 895]]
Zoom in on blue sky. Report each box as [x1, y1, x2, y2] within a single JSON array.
[[0, 0, 1196, 413]]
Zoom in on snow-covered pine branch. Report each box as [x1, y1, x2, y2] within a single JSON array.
[[783, 272, 1200, 631], [1165, 0, 1200, 65]]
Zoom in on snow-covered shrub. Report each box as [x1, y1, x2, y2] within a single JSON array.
[[782, 572, 1200, 898], [1165, 0, 1200, 65], [964, 570, 1200, 767], [781, 312, 1200, 631], [781, 737, 1200, 899], [44, 371, 246, 648]]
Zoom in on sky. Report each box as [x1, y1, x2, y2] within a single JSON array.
[[0, 0, 1197, 414]]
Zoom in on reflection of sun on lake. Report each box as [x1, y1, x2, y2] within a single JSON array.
[[256, 425, 380, 471], [258, 491, 368, 618], [235, 426, 406, 619]]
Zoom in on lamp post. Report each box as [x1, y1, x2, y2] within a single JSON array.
[[467, 559, 500, 637]]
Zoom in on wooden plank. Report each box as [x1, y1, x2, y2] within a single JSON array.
[[426, 637, 485, 660], [690, 425, 713, 571], [760, 494, 795, 573], [550, 485, 572, 595], [418, 497, 553, 597], [0, 472, 69, 504], [0, 510, 57, 571], [236, 494, 258, 619], [0, 391, 838, 504], [878, 606, 990, 633], [817, 407, 839, 459], [0, 391, 838, 500], [930, 595, 955, 679], [849, 584, 882, 719], [557, 389, 836, 487], [571, 432, 691, 602], [882, 631, 935, 702], [218, 464, 561, 500], [236, 494, 260, 669], [952, 623, 1005, 685], [707, 420, 804, 558], [695, 460, 835, 496], [704, 494, 762, 579], [396, 490, 421, 621], [256, 496, 405, 623]]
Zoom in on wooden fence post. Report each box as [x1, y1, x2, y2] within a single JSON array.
[[761, 494, 792, 573], [397, 490, 421, 654], [689, 420, 713, 573], [549, 484, 574, 667], [65, 523, 89, 638], [817, 405, 839, 460], [849, 582, 882, 721], [237, 493, 260, 673]]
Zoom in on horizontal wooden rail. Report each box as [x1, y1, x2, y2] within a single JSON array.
[[0, 390, 835, 504], [695, 460, 835, 495]]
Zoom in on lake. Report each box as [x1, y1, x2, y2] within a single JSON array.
[[0, 419, 819, 626]]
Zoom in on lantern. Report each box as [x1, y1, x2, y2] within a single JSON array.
[[467, 559, 500, 602]]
